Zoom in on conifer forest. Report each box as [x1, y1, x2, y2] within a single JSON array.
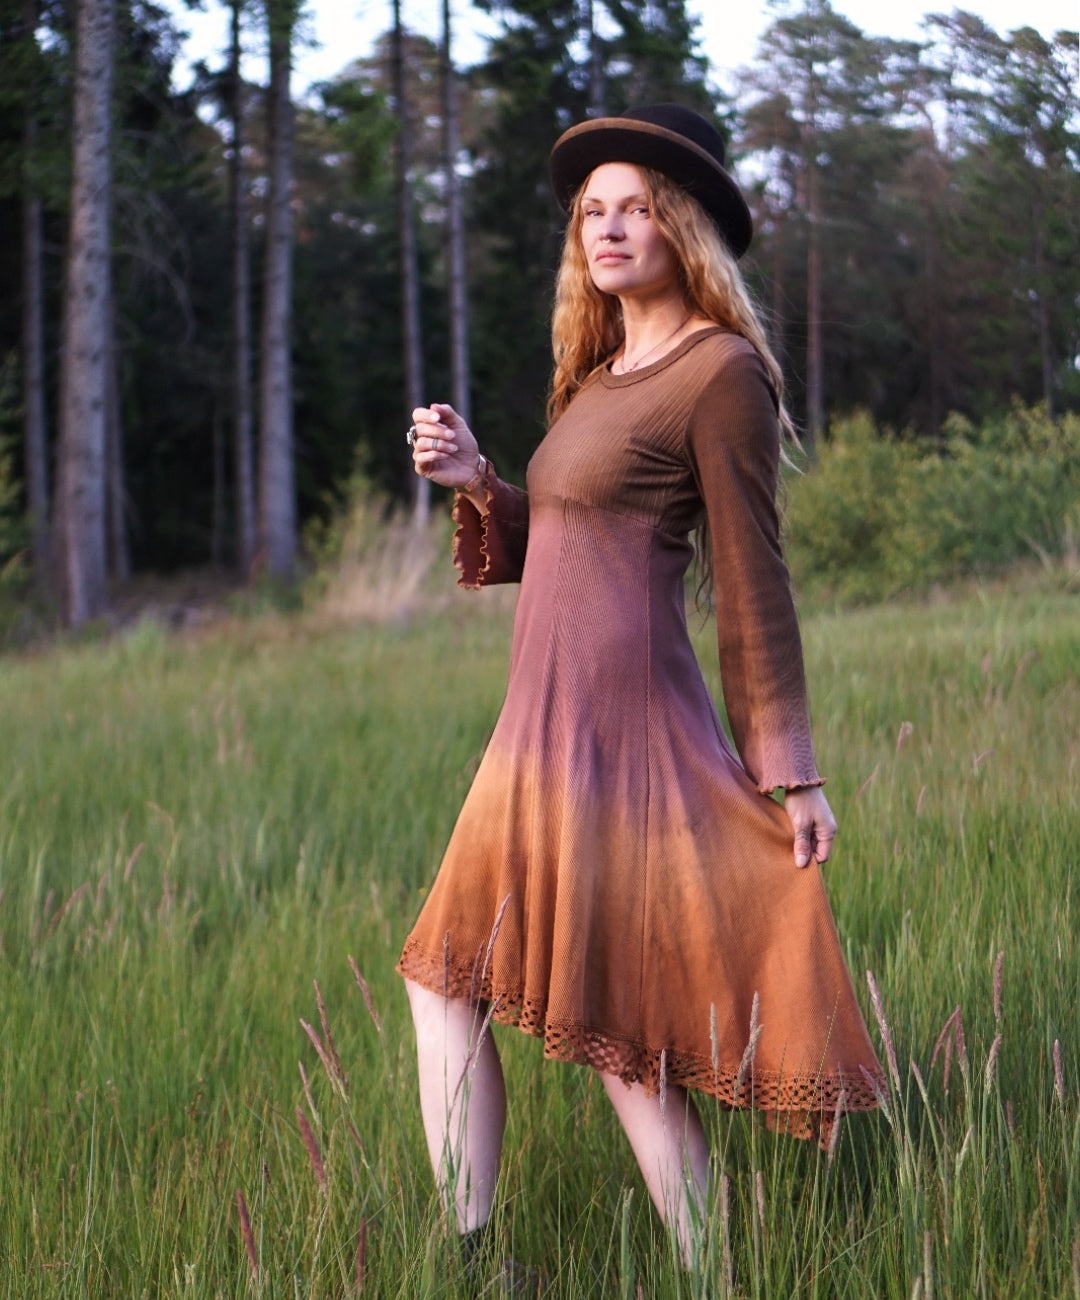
[[0, 0, 1077, 625]]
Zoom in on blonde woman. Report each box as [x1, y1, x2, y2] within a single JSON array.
[[397, 105, 883, 1275]]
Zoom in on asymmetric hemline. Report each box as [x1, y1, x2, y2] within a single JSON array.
[[397, 328, 884, 1139]]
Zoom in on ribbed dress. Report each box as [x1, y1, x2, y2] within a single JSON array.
[[397, 327, 883, 1135]]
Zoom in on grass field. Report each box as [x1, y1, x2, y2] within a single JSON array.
[[0, 575, 1076, 1297]]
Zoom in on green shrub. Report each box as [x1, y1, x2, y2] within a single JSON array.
[[785, 403, 1080, 602]]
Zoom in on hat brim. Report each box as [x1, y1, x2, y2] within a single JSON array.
[[549, 118, 753, 259]]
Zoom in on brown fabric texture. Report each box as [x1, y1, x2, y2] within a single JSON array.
[[398, 328, 884, 1133]]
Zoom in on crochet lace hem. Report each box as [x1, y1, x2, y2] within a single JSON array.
[[397, 939, 883, 1145]]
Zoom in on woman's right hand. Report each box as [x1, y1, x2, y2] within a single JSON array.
[[410, 403, 483, 493]]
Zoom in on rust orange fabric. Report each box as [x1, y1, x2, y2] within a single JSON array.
[[398, 329, 884, 1134]]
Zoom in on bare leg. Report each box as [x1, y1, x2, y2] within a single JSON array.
[[405, 979, 506, 1233], [601, 1072, 709, 1268]]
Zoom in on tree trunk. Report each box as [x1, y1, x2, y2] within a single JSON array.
[[1032, 206, 1054, 418], [54, 0, 114, 625], [258, 0, 297, 576], [441, 0, 470, 424], [587, 0, 606, 117], [770, 197, 786, 367], [21, 0, 49, 581], [924, 164, 945, 439], [211, 393, 225, 566], [22, 188, 50, 578], [804, 79, 823, 450], [805, 157, 823, 448], [105, 294, 130, 582], [392, 0, 428, 524], [230, 0, 256, 576]]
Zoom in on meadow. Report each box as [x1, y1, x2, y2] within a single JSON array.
[[0, 573, 1076, 1297]]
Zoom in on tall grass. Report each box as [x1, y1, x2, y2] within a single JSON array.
[[0, 580, 1076, 1295]]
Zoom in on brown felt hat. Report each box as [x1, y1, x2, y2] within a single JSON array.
[[549, 103, 753, 259]]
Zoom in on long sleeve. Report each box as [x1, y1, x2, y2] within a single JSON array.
[[684, 347, 823, 794], [451, 473, 530, 588]]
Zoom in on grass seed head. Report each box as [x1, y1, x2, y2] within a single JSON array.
[[1054, 1039, 1065, 1106], [993, 950, 1004, 1025], [299, 1060, 319, 1127], [955, 1009, 968, 1075], [123, 841, 145, 882], [859, 1064, 892, 1122], [314, 979, 347, 1091], [733, 996, 763, 1106], [957, 1124, 974, 1168], [931, 1007, 962, 1093], [983, 1034, 1002, 1097], [479, 894, 511, 989], [235, 1189, 258, 1280], [349, 956, 383, 1033], [300, 1017, 348, 1101], [866, 970, 900, 1092], [296, 1105, 328, 1195]]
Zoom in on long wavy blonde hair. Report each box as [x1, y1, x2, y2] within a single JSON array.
[[547, 166, 793, 445]]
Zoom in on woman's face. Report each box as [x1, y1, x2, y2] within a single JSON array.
[[579, 163, 679, 303]]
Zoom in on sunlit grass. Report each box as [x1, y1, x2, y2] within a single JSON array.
[[0, 580, 1076, 1295]]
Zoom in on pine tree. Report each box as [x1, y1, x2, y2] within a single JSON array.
[[54, 0, 115, 624]]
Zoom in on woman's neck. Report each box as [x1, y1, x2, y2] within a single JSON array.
[[615, 296, 702, 374]]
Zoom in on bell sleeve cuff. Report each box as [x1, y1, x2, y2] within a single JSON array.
[[451, 472, 530, 589]]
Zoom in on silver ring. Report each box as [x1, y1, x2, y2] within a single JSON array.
[[429, 435, 439, 451], [406, 425, 417, 446]]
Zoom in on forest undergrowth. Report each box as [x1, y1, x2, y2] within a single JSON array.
[[0, 577, 1076, 1296]]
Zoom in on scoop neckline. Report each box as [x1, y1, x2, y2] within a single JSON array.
[[599, 325, 731, 387]]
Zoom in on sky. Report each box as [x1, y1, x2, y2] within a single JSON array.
[[164, 0, 1077, 100]]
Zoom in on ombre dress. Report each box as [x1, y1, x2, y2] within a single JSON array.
[[397, 328, 883, 1136]]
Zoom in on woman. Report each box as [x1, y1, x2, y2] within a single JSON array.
[[397, 104, 883, 1271]]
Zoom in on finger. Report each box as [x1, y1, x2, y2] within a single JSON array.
[[813, 829, 835, 865], [413, 434, 458, 463], [430, 402, 465, 431], [793, 826, 814, 869]]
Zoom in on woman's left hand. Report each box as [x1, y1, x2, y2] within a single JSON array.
[[410, 403, 481, 492], [783, 786, 837, 869]]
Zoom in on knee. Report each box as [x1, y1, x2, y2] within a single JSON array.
[[404, 979, 479, 1042], [404, 978, 444, 1027]]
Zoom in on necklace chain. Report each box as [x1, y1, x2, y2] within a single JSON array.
[[619, 314, 692, 373]]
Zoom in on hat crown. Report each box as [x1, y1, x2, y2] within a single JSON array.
[[619, 105, 729, 169], [548, 102, 753, 258]]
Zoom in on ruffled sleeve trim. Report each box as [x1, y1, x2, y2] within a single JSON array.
[[758, 773, 826, 797], [744, 709, 825, 794], [451, 472, 529, 589]]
